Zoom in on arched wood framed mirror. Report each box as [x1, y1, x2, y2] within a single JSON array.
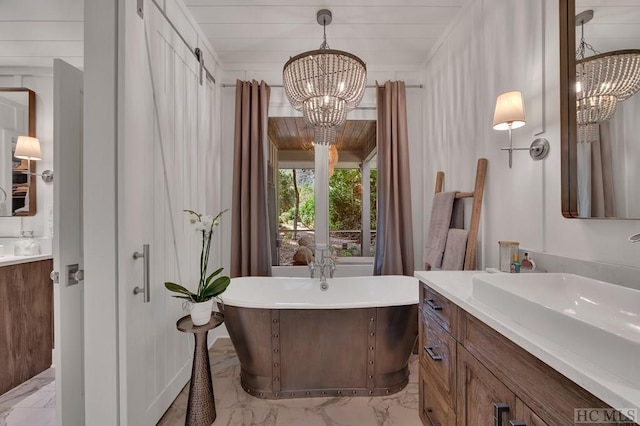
[[0, 87, 37, 216], [560, 0, 640, 219]]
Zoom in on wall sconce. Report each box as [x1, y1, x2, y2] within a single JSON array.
[[493, 91, 549, 168], [15, 136, 54, 183]]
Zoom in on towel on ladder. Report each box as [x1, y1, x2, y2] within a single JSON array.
[[441, 228, 469, 270], [423, 191, 456, 268], [450, 198, 465, 229]]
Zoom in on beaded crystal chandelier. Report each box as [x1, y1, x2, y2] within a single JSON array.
[[575, 10, 640, 142], [283, 9, 367, 145]]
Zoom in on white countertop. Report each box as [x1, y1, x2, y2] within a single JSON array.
[[0, 254, 53, 267], [414, 270, 640, 413]]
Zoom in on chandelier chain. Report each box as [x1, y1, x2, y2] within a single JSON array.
[[320, 17, 330, 50], [576, 21, 599, 59]]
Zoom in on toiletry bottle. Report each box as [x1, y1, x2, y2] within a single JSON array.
[[22, 231, 40, 256], [510, 253, 521, 273], [521, 252, 535, 271], [14, 231, 26, 256], [499, 241, 519, 272]]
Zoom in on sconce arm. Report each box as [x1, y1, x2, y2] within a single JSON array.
[[22, 169, 54, 183], [501, 138, 550, 165]]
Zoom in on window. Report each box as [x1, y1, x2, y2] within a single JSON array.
[[277, 168, 315, 266], [329, 168, 377, 258], [269, 117, 376, 266]]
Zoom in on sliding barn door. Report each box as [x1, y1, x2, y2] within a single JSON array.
[[118, 2, 219, 424]]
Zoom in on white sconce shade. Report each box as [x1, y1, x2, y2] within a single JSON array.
[[493, 91, 526, 130], [15, 136, 42, 161], [492, 91, 549, 169]]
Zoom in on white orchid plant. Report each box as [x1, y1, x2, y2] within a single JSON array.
[[164, 209, 230, 303]]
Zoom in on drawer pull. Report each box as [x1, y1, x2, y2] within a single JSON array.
[[494, 402, 510, 426], [509, 421, 526, 426], [424, 345, 442, 361], [426, 298, 442, 311], [423, 408, 441, 426]]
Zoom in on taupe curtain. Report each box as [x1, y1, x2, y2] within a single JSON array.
[[577, 122, 616, 218], [590, 122, 616, 217], [230, 80, 272, 277], [374, 81, 414, 276]]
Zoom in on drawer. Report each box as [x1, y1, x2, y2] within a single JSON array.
[[419, 365, 456, 426], [420, 313, 456, 408], [421, 283, 458, 336]]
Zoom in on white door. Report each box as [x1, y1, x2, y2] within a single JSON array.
[[119, 3, 216, 424], [52, 59, 84, 426]]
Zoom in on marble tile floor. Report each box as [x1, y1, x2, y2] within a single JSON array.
[[158, 338, 421, 426], [0, 368, 55, 426], [0, 339, 420, 426]]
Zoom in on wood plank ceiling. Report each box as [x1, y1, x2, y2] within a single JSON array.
[[269, 117, 376, 159]]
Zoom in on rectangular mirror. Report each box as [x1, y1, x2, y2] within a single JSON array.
[[0, 88, 37, 216], [560, 0, 640, 219]]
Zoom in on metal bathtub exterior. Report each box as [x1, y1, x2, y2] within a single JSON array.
[[223, 303, 418, 399]]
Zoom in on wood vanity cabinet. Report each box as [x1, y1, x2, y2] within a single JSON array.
[[456, 345, 546, 426], [419, 281, 613, 426], [0, 259, 53, 395]]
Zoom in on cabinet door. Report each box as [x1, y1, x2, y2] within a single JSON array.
[[0, 260, 53, 395], [514, 398, 549, 426], [420, 365, 456, 426], [457, 344, 516, 426]]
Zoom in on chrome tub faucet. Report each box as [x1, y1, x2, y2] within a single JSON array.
[[308, 244, 335, 290]]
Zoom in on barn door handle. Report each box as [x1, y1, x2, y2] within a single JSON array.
[[133, 244, 150, 303]]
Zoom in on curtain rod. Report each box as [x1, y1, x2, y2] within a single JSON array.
[[221, 83, 423, 89]]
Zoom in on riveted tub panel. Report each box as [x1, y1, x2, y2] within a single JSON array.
[[279, 308, 370, 391], [223, 305, 272, 381], [374, 304, 419, 377]]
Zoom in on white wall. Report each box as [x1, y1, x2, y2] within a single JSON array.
[[0, 73, 54, 240], [421, 0, 640, 270]]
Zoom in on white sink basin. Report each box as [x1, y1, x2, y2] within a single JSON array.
[[472, 273, 640, 385]]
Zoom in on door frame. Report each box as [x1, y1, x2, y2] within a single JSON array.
[[83, 0, 120, 423]]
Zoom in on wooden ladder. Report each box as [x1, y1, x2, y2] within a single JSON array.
[[433, 158, 487, 270]]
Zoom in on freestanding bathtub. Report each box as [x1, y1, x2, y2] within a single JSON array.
[[219, 275, 418, 399]]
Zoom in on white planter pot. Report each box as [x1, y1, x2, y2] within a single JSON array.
[[190, 300, 213, 326]]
